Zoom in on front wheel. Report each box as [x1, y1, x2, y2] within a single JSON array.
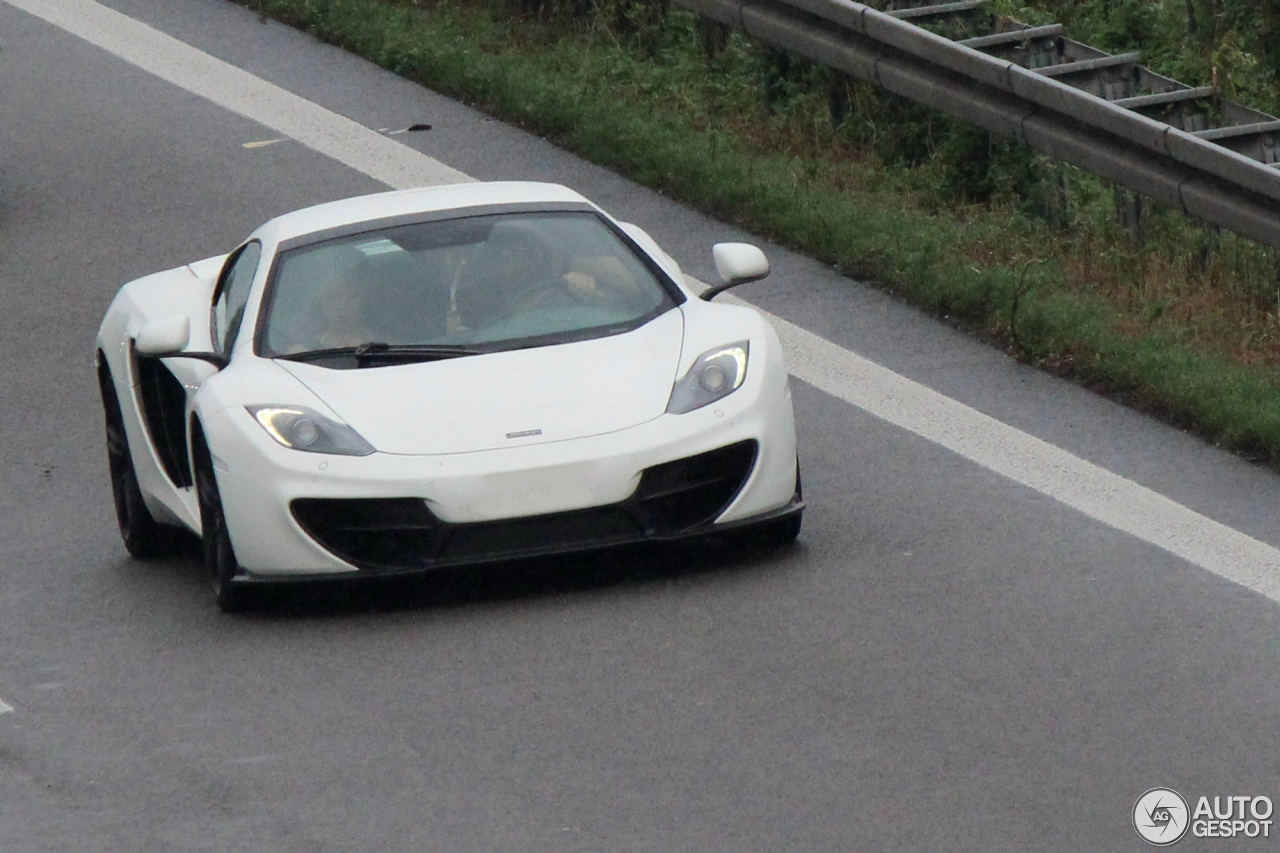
[[193, 433, 249, 613]]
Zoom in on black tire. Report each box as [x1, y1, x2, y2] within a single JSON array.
[[193, 431, 250, 613], [100, 366, 183, 557]]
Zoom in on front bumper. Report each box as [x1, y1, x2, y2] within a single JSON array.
[[202, 379, 798, 578]]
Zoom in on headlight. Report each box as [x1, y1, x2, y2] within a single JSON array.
[[246, 405, 375, 456], [666, 341, 749, 414]]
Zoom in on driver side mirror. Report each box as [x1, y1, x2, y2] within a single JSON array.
[[701, 243, 770, 301]]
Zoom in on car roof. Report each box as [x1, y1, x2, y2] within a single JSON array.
[[253, 182, 597, 246]]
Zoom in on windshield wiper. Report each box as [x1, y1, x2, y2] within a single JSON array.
[[277, 343, 485, 365], [351, 342, 485, 362]]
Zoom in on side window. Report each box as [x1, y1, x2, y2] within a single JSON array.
[[211, 242, 262, 354]]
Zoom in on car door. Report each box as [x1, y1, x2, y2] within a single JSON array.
[[147, 242, 261, 495]]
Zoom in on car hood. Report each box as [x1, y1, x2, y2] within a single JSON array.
[[276, 310, 685, 455]]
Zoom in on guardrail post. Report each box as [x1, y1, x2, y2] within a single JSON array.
[[698, 17, 730, 58], [1114, 185, 1146, 247], [828, 74, 854, 126], [1195, 224, 1221, 270], [1049, 165, 1072, 228]]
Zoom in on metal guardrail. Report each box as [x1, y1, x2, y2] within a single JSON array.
[[674, 0, 1280, 249]]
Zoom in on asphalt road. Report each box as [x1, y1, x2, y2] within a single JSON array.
[[3, 1, 1280, 850]]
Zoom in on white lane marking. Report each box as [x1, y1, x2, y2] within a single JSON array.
[[11, 0, 1280, 601], [0, 696, 14, 715], [5, 0, 471, 190]]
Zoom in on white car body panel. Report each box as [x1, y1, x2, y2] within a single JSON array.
[[96, 182, 801, 584], [276, 308, 685, 455]]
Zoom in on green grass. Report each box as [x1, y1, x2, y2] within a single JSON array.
[[242, 0, 1280, 463]]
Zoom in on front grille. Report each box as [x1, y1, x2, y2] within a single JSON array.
[[440, 508, 641, 562], [289, 440, 758, 571]]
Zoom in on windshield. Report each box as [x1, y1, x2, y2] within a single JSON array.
[[259, 211, 676, 362]]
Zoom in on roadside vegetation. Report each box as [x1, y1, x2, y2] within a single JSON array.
[[242, 0, 1280, 462]]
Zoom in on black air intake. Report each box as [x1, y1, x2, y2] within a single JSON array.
[[291, 498, 438, 570], [631, 440, 757, 535]]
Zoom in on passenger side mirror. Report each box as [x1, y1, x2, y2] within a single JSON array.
[[134, 315, 228, 368], [701, 243, 770, 301]]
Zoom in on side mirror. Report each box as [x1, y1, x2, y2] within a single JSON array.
[[133, 316, 229, 368], [702, 243, 770, 301], [135, 315, 191, 355]]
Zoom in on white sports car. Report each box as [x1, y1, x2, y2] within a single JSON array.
[[96, 182, 802, 610]]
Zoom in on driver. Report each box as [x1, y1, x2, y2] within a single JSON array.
[[312, 283, 369, 349], [274, 276, 371, 353]]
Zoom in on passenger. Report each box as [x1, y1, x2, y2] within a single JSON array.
[[563, 254, 649, 308], [457, 228, 615, 327]]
